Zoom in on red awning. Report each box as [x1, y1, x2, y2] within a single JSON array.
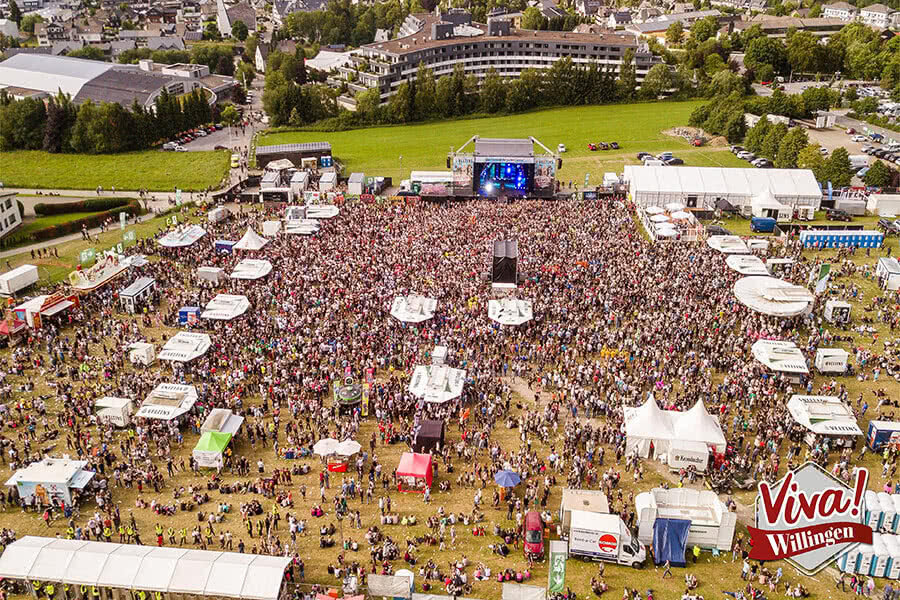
[[0, 319, 26, 336], [396, 452, 432, 479]]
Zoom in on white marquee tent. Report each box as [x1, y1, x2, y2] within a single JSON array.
[[201, 408, 245, 435], [391, 294, 437, 323], [625, 398, 726, 459], [787, 395, 863, 438], [136, 383, 198, 420], [734, 276, 813, 317], [408, 365, 466, 404], [725, 254, 769, 276], [707, 235, 749, 254], [624, 165, 821, 209], [751, 189, 791, 221], [231, 259, 273, 280], [487, 297, 534, 326], [158, 331, 211, 362], [672, 401, 727, 451], [306, 204, 339, 219], [202, 294, 250, 321], [0, 537, 291, 600], [158, 225, 207, 248], [751, 340, 810, 378], [233, 228, 269, 251]]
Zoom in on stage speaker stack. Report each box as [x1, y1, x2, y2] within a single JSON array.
[[491, 239, 518, 289]]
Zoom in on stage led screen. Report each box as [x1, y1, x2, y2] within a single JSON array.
[[474, 161, 534, 196]]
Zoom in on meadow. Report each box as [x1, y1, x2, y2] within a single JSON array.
[[0, 150, 231, 192], [258, 101, 748, 185]]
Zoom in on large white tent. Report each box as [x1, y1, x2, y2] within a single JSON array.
[[158, 225, 207, 248], [672, 401, 727, 452], [408, 365, 466, 404], [751, 340, 810, 378], [725, 254, 769, 276], [624, 396, 675, 458], [284, 218, 320, 235], [734, 276, 813, 317], [0, 537, 291, 600], [202, 294, 250, 320], [391, 294, 437, 323], [751, 189, 791, 221], [158, 331, 211, 362], [233, 228, 269, 251], [624, 165, 821, 210], [136, 383, 198, 420], [487, 297, 534, 326], [231, 259, 273, 280], [787, 395, 863, 438]]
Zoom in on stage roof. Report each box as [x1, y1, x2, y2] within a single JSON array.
[[474, 138, 533, 157]]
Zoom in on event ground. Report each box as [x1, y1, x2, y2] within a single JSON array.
[[258, 101, 747, 186], [0, 203, 897, 600]]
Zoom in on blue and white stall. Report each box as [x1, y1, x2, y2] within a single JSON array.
[[798, 229, 883, 249]]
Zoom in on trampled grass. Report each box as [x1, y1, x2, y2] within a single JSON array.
[[259, 101, 748, 184], [0, 150, 231, 192]]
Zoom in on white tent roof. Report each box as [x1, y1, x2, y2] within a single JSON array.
[[707, 235, 749, 254], [488, 297, 534, 326], [137, 383, 198, 420], [787, 395, 862, 437], [201, 408, 245, 435], [751, 340, 809, 375], [262, 221, 281, 237], [502, 583, 547, 600], [408, 365, 466, 403], [672, 401, 727, 451], [305, 204, 339, 219], [751, 188, 787, 210], [233, 228, 269, 251], [230, 259, 273, 280], [624, 166, 820, 201], [158, 225, 207, 248], [734, 276, 812, 317], [624, 396, 674, 440], [368, 574, 412, 598], [0, 537, 290, 600], [725, 254, 769, 276], [95, 396, 132, 410], [202, 294, 250, 320], [158, 331, 211, 362], [4, 457, 90, 487], [390, 294, 437, 323]]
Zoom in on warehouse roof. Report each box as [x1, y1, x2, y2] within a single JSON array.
[[73, 68, 186, 106], [256, 142, 332, 155], [624, 166, 821, 199], [0, 54, 114, 96]]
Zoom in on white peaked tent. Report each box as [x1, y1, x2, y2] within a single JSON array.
[[408, 365, 466, 404], [624, 396, 675, 458], [672, 401, 727, 452], [751, 189, 791, 221], [233, 228, 269, 251], [488, 297, 533, 326], [390, 294, 437, 323]]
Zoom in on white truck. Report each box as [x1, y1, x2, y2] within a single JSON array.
[[558, 489, 610, 537], [0, 264, 38, 296], [568, 509, 646, 567]]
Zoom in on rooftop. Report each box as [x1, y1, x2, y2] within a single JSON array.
[[256, 142, 332, 155]]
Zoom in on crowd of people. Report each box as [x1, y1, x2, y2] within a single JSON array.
[[0, 194, 898, 600]]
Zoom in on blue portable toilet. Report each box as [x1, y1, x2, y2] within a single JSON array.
[[178, 306, 201, 326]]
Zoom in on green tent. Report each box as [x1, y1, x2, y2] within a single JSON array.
[[193, 431, 232, 467]]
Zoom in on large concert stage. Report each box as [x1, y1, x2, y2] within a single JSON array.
[[446, 136, 561, 199]]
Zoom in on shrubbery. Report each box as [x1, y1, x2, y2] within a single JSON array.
[[33, 197, 132, 216], [1, 200, 143, 248]]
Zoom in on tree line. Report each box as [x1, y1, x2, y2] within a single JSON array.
[[0, 88, 215, 154]]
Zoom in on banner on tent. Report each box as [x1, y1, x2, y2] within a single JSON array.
[[79, 249, 96, 264], [548, 541, 567, 593]]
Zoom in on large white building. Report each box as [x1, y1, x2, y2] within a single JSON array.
[[0, 192, 22, 241], [623, 165, 822, 210]]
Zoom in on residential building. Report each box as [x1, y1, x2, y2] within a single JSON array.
[[74, 23, 104, 43], [821, 1, 857, 20], [859, 3, 895, 28], [34, 22, 70, 46], [216, 0, 256, 37], [574, 0, 605, 17], [731, 15, 849, 37], [625, 10, 723, 39], [0, 192, 22, 241], [0, 18, 18, 37], [608, 10, 633, 27], [333, 11, 661, 105]]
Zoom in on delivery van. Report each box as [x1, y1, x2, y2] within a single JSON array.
[[568, 509, 646, 567], [750, 217, 777, 233]]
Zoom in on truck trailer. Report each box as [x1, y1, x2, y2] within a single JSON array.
[[0, 264, 38, 296], [568, 509, 646, 567]]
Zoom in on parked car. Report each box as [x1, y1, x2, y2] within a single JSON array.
[[751, 217, 777, 233], [214, 145, 229, 151], [819, 147, 829, 155], [826, 208, 852, 222], [230, 154, 240, 168], [609, 142, 619, 149], [664, 157, 684, 166], [737, 151, 754, 160], [753, 158, 773, 168], [846, 128, 856, 134], [174, 146, 187, 152], [878, 218, 900, 235], [706, 225, 732, 236], [557, 143, 567, 153], [730, 145, 745, 154], [637, 152, 651, 160], [523, 511, 545, 561], [162, 142, 178, 151], [851, 135, 867, 142]]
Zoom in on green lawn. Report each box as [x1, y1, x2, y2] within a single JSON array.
[[259, 101, 747, 185], [0, 150, 231, 192], [14, 211, 97, 240]]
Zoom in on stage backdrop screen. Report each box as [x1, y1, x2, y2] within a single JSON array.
[[474, 161, 534, 196]]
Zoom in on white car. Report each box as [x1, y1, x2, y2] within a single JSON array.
[[175, 146, 187, 152], [851, 135, 867, 142], [819, 147, 828, 155], [557, 143, 567, 153]]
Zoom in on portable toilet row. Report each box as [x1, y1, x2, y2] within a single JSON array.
[[864, 491, 900, 533], [839, 533, 900, 579]]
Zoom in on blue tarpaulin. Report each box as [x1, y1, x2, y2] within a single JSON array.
[[652, 518, 691, 567]]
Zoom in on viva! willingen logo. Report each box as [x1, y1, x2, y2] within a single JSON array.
[[749, 462, 872, 575]]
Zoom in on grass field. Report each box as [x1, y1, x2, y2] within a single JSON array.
[[258, 101, 747, 185], [0, 150, 231, 192], [13, 212, 97, 240]]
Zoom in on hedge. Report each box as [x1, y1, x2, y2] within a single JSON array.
[[2, 200, 144, 248], [33, 197, 132, 216]]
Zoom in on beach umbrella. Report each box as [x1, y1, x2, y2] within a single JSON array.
[[313, 438, 339, 457], [494, 470, 522, 488], [645, 206, 664, 215], [650, 214, 670, 223], [670, 211, 691, 220], [665, 202, 685, 212], [336, 439, 362, 456]]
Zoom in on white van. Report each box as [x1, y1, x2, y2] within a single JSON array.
[[568, 510, 646, 567], [643, 159, 664, 167]]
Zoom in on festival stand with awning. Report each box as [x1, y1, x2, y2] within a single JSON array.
[[192, 431, 233, 468], [202, 294, 250, 320], [158, 331, 211, 362], [396, 452, 433, 492]]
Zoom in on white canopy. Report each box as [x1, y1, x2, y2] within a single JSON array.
[[306, 204, 339, 219], [262, 221, 281, 237], [201, 408, 245, 435], [231, 259, 273, 280], [665, 202, 686, 212], [196, 266, 226, 283], [707, 235, 749, 254], [734, 276, 812, 317], [368, 574, 412, 598], [502, 583, 547, 600], [233, 228, 269, 251], [336, 440, 362, 456], [0, 537, 290, 600], [408, 365, 466, 404], [650, 214, 670, 223], [725, 254, 769, 276], [751, 339, 810, 375], [313, 438, 339, 457], [158, 225, 207, 248], [390, 294, 437, 323], [787, 395, 863, 437], [672, 401, 727, 452], [670, 210, 691, 220], [645, 206, 664, 215], [137, 383, 198, 420], [624, 396, 675, 458], [487, 297, 534, 326], [284, 216, 320, 235], [158, 331, 211, 362], [202, 294, 250, 321]]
